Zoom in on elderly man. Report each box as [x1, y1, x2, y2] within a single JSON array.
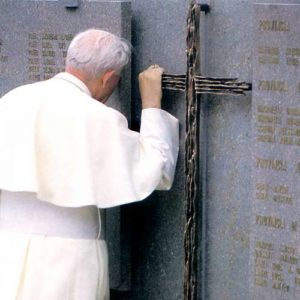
[[0, 29, 179, 299]]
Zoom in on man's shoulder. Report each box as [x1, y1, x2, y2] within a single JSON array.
[[0, 79, 127, 125]]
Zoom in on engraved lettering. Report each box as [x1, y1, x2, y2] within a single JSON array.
[[43, 66, 55, 74], [255, 249, 273, 259], [43, 58, 55, 66], [259, 20, 289, 31], [259, 47, 279, 55], [287, 118, 300, 126], [28, 41, 38, 48], [280, 128, 300, 136], [256, 192, 268, 200], [42, 50, 55, 57], [28, 50, 39, 57], [272, 282, 290, 292], [255, 277, 267, 286], [42, 33, 58, 40], [29, 74, 41, 81], [58, 42, 66, 49], [257, 126, 276, 134], [28, 66, 39, 73], [287, 57, 299, 66], [256, 240, 273, 250], [286, 48, 300, 56], [28, 58, 39, 65], [280, 254, 298, 264], [280, 136, 293, 145], [256, 268, 268, 278], [272, 272, 284, 281], [258, 80, 288, 92], [256, 157, 287, 171], [257, 135, 275, 143], [273, 195, 293, 205], [42, 41, 53, 49], [256, 183, 269, 191], [257, 105, 281, 114], [273, 263, 282, 271], [259, 56, 279, 65], [291, 221, 298, 232], [287, 108, 300, 116], [280, 245, 296, 255], [257, 115, 281, 124], [28, 33, 38, 40], [256, 215, 285, 229], [256, 259, 268, 268], [0, 56, 8, 63], [273, 185, 288, 194]]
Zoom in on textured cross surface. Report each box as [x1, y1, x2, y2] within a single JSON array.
[[161, 2, 251, 300]]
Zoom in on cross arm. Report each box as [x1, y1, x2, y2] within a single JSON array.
[[162, 73, 252, 96], [194, 76, 252, 96]]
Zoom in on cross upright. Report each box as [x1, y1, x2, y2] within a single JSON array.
[[161, 2, 251, 300]]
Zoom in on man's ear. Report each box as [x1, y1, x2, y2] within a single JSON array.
[[101, 70, 116, 88]]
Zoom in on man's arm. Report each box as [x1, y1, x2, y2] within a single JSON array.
[[138, 64, 164, 109], [138, 65, 179, 190]]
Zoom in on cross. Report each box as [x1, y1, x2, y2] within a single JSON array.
[[161, 2, 251, 300]]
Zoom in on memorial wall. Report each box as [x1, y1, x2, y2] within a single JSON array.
[[1, 1, 300, 300], [251, 4, 300, 299], [130, 0, 300, 299]]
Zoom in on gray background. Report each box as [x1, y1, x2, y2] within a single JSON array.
[[1, 1, 300, 300], [129, 0, 300, 300], [251, 4, 300, 300]]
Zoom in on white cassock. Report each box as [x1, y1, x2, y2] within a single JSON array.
[[0, 73, 179, 300]]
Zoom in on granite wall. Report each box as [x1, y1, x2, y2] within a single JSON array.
[[128, 1, 300, 299]]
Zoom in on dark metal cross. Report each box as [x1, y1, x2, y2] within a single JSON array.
[[162, 2, 251, 300]]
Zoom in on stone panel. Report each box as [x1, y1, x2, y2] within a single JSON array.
[[250, 4, 300, 299]]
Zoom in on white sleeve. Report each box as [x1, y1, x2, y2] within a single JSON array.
[[33, 97, 180, 208], [140, 108, 179, 190]]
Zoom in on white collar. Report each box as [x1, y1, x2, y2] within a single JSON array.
[[53, 72, 92, 97]]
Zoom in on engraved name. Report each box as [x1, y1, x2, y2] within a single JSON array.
[[258, 80, 288, 92], [286, 48, 300, 56], [259, 20, 289, 32], [256, 157, 287, 171], [257, 105, 281, 114], [272, 282, 289, 292], [256, 215, 285, 229]]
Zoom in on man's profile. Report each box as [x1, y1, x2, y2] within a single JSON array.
[[0, 28, 179, 299]]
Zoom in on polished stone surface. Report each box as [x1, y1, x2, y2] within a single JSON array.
[[251, 4, 300, 300]]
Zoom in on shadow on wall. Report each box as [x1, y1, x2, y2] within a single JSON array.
[[110, 290, 132, 300]]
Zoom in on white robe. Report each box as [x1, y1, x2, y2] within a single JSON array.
[[0, 73, 179, 299]]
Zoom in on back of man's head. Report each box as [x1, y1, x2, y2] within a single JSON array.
[[65, 28, 131, 79]]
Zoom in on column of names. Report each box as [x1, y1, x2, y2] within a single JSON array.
[[27, 32, 73, 82], [251, 4, 300, 299]]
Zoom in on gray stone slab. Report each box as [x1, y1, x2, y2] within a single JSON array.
[[0, 0, 131, 291], [129, 1, 187, 299], [250, 4, 300, 299], [129, 1, 300, 299], [0, 0, 131, 117], [202, 1, 299, 300]]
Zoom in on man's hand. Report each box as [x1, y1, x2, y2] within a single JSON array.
[[139, 65, 164, 109]]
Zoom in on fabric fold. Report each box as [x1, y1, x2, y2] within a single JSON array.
[[0, 73, 179, 208]]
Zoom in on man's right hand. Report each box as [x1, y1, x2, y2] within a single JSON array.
[[138, 65, 164, 109]]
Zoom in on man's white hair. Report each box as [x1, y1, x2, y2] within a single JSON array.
[[66, 28, 131, 78]]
